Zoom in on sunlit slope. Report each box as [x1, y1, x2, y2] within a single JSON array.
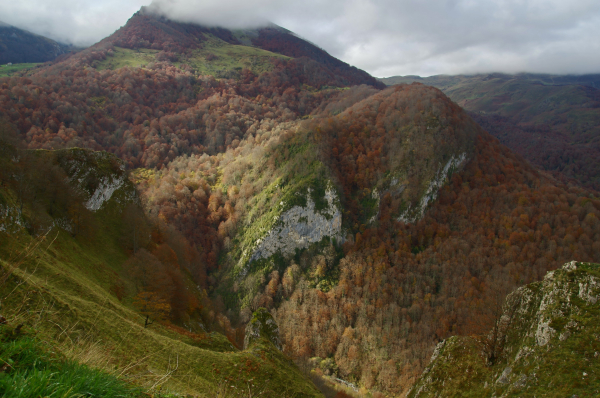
[[0, 148, 322, 397], [95, 35, 290, 78]]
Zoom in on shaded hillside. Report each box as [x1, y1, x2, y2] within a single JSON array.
[[379, 73, 600, 191], [0, 21, 71, 64], [409, 261, 600, 398]]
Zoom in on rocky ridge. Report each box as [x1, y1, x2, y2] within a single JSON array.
[[409, 261, 600, 397], [0, 149, 137, 235], [56, 148, 138, 212], [397, 152, 467, 223]]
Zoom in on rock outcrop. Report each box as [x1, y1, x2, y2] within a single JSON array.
[[56, 149, 137, 212], [409, 261, 600, 397], [397, 152, 467, 223], [247, 185, 343, 265], [243, 307, 282, 350], [0, 149, 137, 235]]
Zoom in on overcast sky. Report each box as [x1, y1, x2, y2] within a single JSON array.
[[2, 0, 600, 77]]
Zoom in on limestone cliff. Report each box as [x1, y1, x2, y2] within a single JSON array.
[[248, 185, 342, 264], [55, 148, 137, 212], [397, 152, 467, 223], [0, 148, 137, 234], [409, 261, 600, 397]]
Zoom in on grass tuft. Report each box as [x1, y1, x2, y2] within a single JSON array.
[[0, 325, 142, 398]]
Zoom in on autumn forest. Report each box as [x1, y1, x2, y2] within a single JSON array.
[[1, 6, 599, 398]]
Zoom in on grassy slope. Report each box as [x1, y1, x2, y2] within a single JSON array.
[[96, 47, 160, 70], [0, 157, 322, 397], [96, 35, 289, 77], [0, 63, 42, 77], [0, 324, 142, 397]]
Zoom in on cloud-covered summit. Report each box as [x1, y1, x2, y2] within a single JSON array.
[[1, 0, 599, 77], [145, 0, 271, 29]]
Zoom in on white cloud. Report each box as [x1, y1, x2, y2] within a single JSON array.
[[0, 0, 147, 47], [1, 0, 600, 76]]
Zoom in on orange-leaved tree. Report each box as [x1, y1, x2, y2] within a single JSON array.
[[133, 291, 171, 328]]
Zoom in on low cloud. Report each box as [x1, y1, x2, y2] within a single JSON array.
[[2, 0, 600, 76], [0, 0, 147, 47]]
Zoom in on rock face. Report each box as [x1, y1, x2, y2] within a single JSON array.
[[0, 205, 23, 233], [243, 308, 282, 350], [247, 186, 343, 264], [56, 149, 137, 212], [409, 261, 600, 397], [0, 149, 137, 234], [397, 152, 467, 223]]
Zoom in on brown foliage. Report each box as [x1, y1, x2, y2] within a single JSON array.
[[274, 135, 600, 393]]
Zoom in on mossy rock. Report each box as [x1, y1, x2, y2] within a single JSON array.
[[409, 261, 600, 398], [244, 307, 282, 350]]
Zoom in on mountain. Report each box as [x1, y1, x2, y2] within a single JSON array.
[[409, 261, 600, 397], [1, 8, 600, 397], [71, 6, 384, 89], [379, 73, 600, 191], [0, 21, 72, 64]]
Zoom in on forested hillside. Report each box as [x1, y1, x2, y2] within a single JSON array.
[[1, 8, 599, 397], [380, 73, 600, 191]]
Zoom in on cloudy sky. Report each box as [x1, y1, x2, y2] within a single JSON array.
[[2, 0, 600, 77]]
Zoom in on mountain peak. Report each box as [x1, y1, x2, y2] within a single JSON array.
[[83, 8, 384, 88]]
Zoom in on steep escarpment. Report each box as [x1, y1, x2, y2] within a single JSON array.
[[409, 261, 600, 398], [207, 84, 477, 308], [54, 148, 136, 212], [317, 84, 478, 228]]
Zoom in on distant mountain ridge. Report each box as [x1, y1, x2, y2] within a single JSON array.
[[379, 73, 600, 190], [379, 73, 600, 89], [0, 21, 72, 64]]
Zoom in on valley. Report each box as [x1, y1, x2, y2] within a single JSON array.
[[0, 5, 599, 398]]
